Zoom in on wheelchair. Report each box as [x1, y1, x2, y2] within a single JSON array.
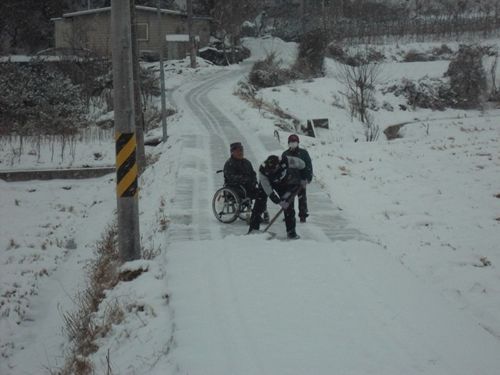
[[212, 170, 253, 223]]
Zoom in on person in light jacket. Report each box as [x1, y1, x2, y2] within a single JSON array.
[[248, 154, 306, 239]]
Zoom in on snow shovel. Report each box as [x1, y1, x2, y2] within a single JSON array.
[[263, 186, 303, 233]]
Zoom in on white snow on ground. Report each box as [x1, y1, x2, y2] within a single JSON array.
[[1, 39, 500, 374], [167, 238, 500, 375], [243, 36, 298, 66], [0, 128, 114, 170], [0, 176, 115, 370]]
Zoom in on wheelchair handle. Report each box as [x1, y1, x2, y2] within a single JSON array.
[[216, 169, 223, 174]]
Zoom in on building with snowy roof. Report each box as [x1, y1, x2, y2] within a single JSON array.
[[52, 6, 211, 60]]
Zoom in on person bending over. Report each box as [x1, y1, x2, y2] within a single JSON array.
[[248, 154, 305, 239]]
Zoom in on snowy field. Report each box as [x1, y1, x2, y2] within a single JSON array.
[[1, 38, 500, 374], [0, 176, 115, 367]]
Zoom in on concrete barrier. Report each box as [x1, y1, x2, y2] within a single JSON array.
[[0, 166, 115, 182]]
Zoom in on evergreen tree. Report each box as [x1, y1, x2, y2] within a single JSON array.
[[445, 45, 487, 108]]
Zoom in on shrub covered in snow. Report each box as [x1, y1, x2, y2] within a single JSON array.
[[431, 44, 454, 59], [444, 44, 487, 109], [403, 49, 432, 62], [293, 29, 328, 77], [384, 45, 489, 111], [384, 76, 452, 110], [139, 66, 161, 108], [0, 61, 87, 136], [327, 43, 348, 62], [327, 44, 384, 66], [55, 57, 111, 107], [249, 53, 294, 88]]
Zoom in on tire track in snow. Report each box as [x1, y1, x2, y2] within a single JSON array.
[[167, 78, 221, 242], [167, 70, 247, 243], [184, 70, 262, 238]]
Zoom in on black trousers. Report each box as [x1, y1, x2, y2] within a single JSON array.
[[249, 183, 299, 235], [297, 187, 308, 218]]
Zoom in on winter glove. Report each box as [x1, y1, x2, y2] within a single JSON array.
[[300, 179, 308, 188], [269, 192, 281, 204], [279, 200, 289, 210]]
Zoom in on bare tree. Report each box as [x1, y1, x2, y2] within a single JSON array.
[[335, 59, 382, 141], [335, 61, 381, 123], [210, 0, 262, 63]]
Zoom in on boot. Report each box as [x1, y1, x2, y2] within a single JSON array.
[[262, 210, 270, 224], [287, 231, 300, 240]]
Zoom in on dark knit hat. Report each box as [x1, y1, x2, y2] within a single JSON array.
[[288, 134, 299, 143], [263, 155, 280, 172], [230, 142, 243, 152]]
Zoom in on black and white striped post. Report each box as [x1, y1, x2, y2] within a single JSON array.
[[116, 133, 138, 197], [111, 0, 141, 261]]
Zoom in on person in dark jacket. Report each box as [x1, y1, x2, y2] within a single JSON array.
[[281, 134, 312, 222], [248, 154, 306, 239], [223, 142, 258, 199]]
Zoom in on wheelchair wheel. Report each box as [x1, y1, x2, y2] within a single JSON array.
[[238, 198, 253, 222], [212, 187, 241, 223]]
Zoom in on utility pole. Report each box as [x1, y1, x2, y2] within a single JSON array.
[[157, 0, 168, 141], [187, 0, 197, 68], [130, 0, 146, 174], [111, 0, 141, 261]]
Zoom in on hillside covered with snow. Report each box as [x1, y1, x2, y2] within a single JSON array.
[[1, 36, 499, 374]]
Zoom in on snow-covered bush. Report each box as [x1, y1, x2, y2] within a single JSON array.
[[327, 43, 349, 62], [140, 66, 161, 109], [144, 106, 176, 132], [431, 44, 454, 59], [56, 57, 111, 107], [396, 45, 454, 63], [328, 44, 384, 66], [403, 49, 432, 62], [384, 76, 452, 110], [249, 52, 294, 88], [0, 61, 87, 136], [241, 20, 257, 37], [365, 48, 385, 63], [293, 29, 328, 77], [445, 44, 487, 109]]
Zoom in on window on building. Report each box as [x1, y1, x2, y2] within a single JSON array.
[[135, 23, 148, 41]]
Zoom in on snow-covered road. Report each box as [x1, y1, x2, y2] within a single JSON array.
[[161, 66, 500, 374], [167, 66, 364, 243]]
